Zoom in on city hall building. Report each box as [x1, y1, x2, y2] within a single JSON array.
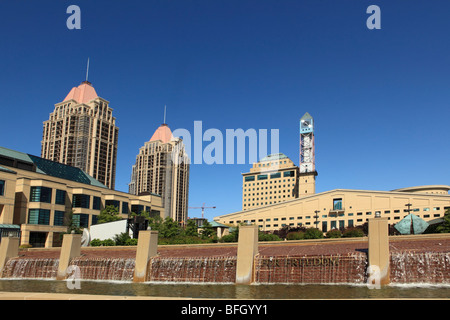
[[215, 113, 450, 232], [215, 185, 450, 232], [0, 146, 164, 248]]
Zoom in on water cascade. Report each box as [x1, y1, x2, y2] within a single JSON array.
[[69, 257, 136, 281], [147, 256, 237, 283], [1, 258, 59, 279], [255, 253, 367, 284], [390, 251, 450, 284]]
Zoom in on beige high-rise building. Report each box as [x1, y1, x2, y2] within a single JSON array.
[[41, 81, 118, 189], [242, 153, 299, 211], [129, 123, 189, 224]]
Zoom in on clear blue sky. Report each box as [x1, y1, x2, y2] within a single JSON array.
[[1, 1, 449, 221]]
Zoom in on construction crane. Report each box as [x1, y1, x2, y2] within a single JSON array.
[[188, 203, 216, 219]]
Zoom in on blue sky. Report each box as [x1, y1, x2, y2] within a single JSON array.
[[0, 1, 449, 221]]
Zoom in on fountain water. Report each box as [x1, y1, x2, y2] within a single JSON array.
[[147, 256, 237, 283], [1, 258, 59, 279], [255, 253, 367, 284], [69, 257, 136, 281], [390, 251, 450, 284]]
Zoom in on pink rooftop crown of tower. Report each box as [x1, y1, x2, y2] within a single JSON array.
[[63, 81, 99, 104], [150, 123, 173, 144]]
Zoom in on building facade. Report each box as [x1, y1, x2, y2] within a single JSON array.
[[0, 146, 163, 248], [216, 186, 450, 232], [242, 153, 299, 211], [129, 123, 189, 224], [41, 81, 118, 189]]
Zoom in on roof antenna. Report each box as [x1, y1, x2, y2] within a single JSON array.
[[163, 105, 167, 124], [83, 58, 91, 85]]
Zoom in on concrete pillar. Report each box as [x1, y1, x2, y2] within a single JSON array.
[[57, 233, 81, 280], [368, 217, 390, 286], [20, 230, 30, 247], [0, 237, 20, 276], [133, 230, 158, 283], [45, 232, 53, 248], [236, 225, 259, 285]]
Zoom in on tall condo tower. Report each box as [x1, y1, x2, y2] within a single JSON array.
[[129, 123, 190, 224], [299, 112, 317, 196], [41, 81, 118, 189]]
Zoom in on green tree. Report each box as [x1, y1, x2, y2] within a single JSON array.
[[160, 217, 181, 238], [97, 205, 122, 224], [200, 220, 215, 239], [436, 209, 450, 233], [147, 215, 163, 231], [185, 219, 199, 237]]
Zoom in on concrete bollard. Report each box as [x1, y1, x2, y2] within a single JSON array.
[[133, 230, 158, 282], [0, 237, 20, 276], [57, 233, 81, 280], [368, 217, 390, 286], [236, 225, 259, 285]]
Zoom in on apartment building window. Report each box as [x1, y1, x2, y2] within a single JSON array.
[[30, 186, 52, 203], [270, 172, 281, 179], [0, 180, 5, 196], [245, 176, 255, 182], [333, 198, 343, 210], [131, 205, 144, 215], [73, 214, 89, 228], [330, 221, 337, 230], [54, 210, 65, 226], [106, 200, 120, 210], [72, 194, 90, 209], [283, 171, 295, 177], [122, 202, 129, 214], [93, 196, 101, 210], [55, 190, 66, 205], [28, 209, 50, 225], [258, 174, 268, 180]]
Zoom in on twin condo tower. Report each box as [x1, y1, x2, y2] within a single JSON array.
[[41, 80, 189, 223]]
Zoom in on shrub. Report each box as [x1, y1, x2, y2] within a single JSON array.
[[304, 228, 324, 239], [286, 231, 305, 240], [113, 232, 131, 246], [259, 233, 282, 241], [125, 238, 138, 246], [89, 238, 103, 246], [326, 229, 342, 238], [220, 234, 237, 243], [101, 239, 115, 246], [342, 227, 365, 238]]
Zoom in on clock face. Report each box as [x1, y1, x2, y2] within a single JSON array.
[[301, 119, 313, 131]]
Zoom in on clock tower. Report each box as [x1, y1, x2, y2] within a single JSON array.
[[299, 112, 318, 196]]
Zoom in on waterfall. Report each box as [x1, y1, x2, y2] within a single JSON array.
[[254, 253, 367, 284], [390, 251, 450, 284], [1, 258, 59, 279], [69, 257, 136, 282], [148, 256, 237, 283]]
